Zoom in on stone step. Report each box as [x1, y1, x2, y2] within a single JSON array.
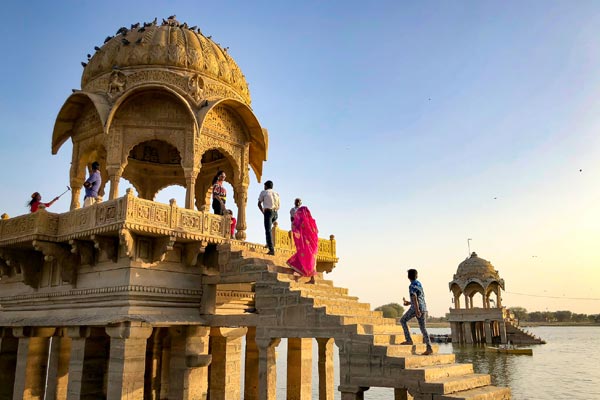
[[385, 343, 439, 356], [420, 374, 491, 395], [354, 324, 406, 335], [403, 363, 474, 381], [373, 334, 406, 345], [311, 297, 371, 310], [315, 304, 380, 317], [288, 282, 349, 296], [389, 353, 456, 369], [341, 315, 397, 326], [433, 385, 511, 400]]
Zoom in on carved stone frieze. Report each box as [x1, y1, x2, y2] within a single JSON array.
[[32, 240, 79, 284], [107, 69, 127, 101], [92, 235, 118, 263], [188, 74, 204, 102], [152, 235, 176, 263], [203, 105, 248, 146], [69, 239, 96, 266]]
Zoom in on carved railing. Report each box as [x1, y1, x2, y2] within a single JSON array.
[[270, 222, 338, 272], [0, 190, 230, 245]]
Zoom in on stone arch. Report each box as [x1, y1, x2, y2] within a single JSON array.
[[194, 148, 239, 211], [463, 281, 485, 308], [52, 92, 111, 154], [121, 139, 185, 201], [69, 142, 108, 210]]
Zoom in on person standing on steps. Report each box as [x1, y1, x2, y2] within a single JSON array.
[[83, 161, 101, 207], [257, 180, 280, 255], [290, 198, 302, 224], [400, 268, 433, 355]]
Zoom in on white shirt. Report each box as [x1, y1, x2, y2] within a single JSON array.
[[258, 189, 280, 210]]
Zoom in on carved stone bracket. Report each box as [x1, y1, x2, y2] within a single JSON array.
[[152, 235, 176, 263], [69, 239, 96, 266], [183, 240, 208, 267], [32, 240, 78, 284], [119, 229, 135, 259], [0, 248, 44, 288], [91, 235, 118, 263]]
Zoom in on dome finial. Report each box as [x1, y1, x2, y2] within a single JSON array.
[[471, 252, 478, 257]]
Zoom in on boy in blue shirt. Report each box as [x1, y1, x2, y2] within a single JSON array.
[[400, 268, 433, 355]]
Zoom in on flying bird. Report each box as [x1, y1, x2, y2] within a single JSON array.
[[579, 169, 583, 172]]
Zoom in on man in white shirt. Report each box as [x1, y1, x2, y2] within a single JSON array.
[[257, 180, 280, 255]]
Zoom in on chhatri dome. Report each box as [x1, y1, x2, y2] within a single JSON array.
[[51, 16, 268, 240], [450, 251, 505, 292]]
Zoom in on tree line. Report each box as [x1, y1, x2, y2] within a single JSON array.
[[375, 303, 600, 324]]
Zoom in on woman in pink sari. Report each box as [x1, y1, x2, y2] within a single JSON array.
[[287, 206, 319, 284]]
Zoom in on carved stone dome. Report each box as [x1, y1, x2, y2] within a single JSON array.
[[450, 252, 504, 291], [81, 17, 250, 104]]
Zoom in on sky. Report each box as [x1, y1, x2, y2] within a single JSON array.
[[1, 0, 599, 317]]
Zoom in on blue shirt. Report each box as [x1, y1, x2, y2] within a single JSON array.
[[409, 279, 427, 312], [84, 171, 101, 198]]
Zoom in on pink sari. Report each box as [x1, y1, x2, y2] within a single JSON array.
[[287, 206, 319, 277]]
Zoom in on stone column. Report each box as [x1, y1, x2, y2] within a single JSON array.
[[145, 328, 166, 400], [338, 385, 369, 400], [394, 388, 414, 400], [209, 327, 248, 400], [256, 337, 281, 400], [184, 168, 199, 210], [233, 185, 248, 240], [12, 326, 55, 400], [316, 338, 334, 400], [65, 327, 91, 400], [287, 338, 312, 400], [484, 322, 492, 344], [0, 328, 18, 400], [105, 322, 153, 400], [70, 178, 84, 210], [168, 325, 211, 400], [45, 329, 72, 400], [464, 322, 474, 344], [244, 327, 259, 400], [499, 321, 507, 344], [106, 165, 123, 200]]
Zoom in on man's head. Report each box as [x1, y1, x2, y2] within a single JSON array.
[[264, 180, 273, 190], [407, 269, 418, 281], [294, 198, 302, 207], [91, 161, 100, 171]]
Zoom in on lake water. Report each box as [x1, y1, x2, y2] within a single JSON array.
[[272, 326, 600, 399]]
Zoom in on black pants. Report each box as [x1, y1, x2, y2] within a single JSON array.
[[212, 198, 224, 215], [263, 209, 278, 252]]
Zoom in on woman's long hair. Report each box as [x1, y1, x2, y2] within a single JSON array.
[[212, 170, 224, 185], [27, 192, 40, 207]]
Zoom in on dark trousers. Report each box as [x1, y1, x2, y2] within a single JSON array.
[[263, 209, 278, 252], [212, 198, 224, 215], [400, 308, 432, 348]]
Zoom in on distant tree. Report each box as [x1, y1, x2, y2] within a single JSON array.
[[509, 307, 528, 321], [571, 313, 587, 323], [375, 302, 404, 318], [554, 310, 572, 322], [528, 311, 545, 322]]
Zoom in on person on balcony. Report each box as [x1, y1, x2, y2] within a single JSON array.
[[257, 180, 280, 255], [400, 268, 433, 355], [28, 192, 59, 213], [211, 170, 227, 215], [83, 161, 101, 207], [287, 205, 318, 284], [227, 209, 236, 239]]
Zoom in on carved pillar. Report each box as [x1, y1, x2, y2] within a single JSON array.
[[69, 143, 84, 210], [233, 185, 248, 240], [12, 327, 55, 400], [0, 328, 18, 400], [287, 338, 312, 400], [209, 327, 248, 400], [70, 178, 84, 210], [484, 321, 493, 344], [464, 322, 474, 344], [450, 322, 460, 343], [65, 327, 91, 400], [168, 325, 211, 400], [256, 337, 281, 400], [105, 322, 153, 400], [184, 168, 199, 210], [244, 327, 259, 400], [316, 338, 334, 400], [145, 328, 166, 400], [45, 330, 71, 400], [499, 321, 507, 344], [496, 290, 502, 307], [107, 165, 123, 200]]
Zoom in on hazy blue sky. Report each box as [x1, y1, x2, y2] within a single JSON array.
[[1, 1, 599, 316]]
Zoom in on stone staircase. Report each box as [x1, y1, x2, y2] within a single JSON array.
[[214, 246, 511, 399], [505, 321, 546, 345]]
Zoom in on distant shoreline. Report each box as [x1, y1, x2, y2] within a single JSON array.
[[410, 321, 600, 328]]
